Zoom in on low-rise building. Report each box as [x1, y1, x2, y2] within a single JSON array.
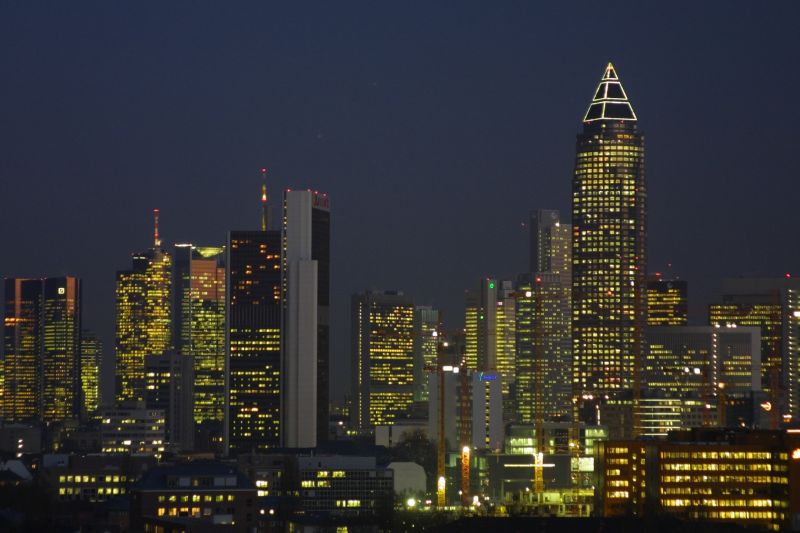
[[100, 402, 165, 456], [130, 461, 257, 532], [595, 428, 800, 531]]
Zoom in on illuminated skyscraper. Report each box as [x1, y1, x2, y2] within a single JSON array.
[[352, 290, 415, 429], [463, 279, 497, 371], [709, 277, 800, 420], [529, 209, 571, 284], [3, 277, 82, 423], [145, 351, 194, 450], [647, 275, 688, 326], [282, 189, 330, 447], [572, 63, 646, 405], [495, 281, 516, 408], [515, 273, 572, 423], [80, 329, 102, 419], [225, 229, 282, 454], [172, 244, 226, 425], [41, 276, 82, 422], [3, 278, 43, 421], [412, 305, 440, 402], [115, 211, 172, 403]]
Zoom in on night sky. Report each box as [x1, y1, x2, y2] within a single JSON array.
[[2, 2, 799, 405]]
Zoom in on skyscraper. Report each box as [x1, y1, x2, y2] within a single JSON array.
[[115, 211, 172, 403], [352, 290, 415, 429], [2, 277, 82, 423], [647, 275, 688, 326], [282, 189, 330, 447], [225, 229, 282, 454], [529, 209, 571, 282], [572, 63, 646, 406], [172, 244, 226, 425], [3, 278, 43, 421], [495, 280, 516, 409], [80, 329, 102, 419], [41, 276, 82, 422], [412, 305, 440, 402], [463, 279, 497, 371], [709, 277, 800, 421]]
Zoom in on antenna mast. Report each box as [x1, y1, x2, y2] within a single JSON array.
[[260, 167, 268, 231]]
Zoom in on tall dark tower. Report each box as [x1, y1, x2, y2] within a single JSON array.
[[225, 173, 282, 455], [572, 63, 646, 413]]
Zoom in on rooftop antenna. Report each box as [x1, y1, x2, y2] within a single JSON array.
[[260, 167, 268, 231], [153, 208, 161, 248]]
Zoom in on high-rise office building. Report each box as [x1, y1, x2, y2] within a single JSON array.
[[80, 329, 102, 419], [2, 277, 83, 423], [225, 230, 282, 454], [144, 352, 194, 450], [172, 244, 226, 425], [3, 278, 43, 421], [412, 305, 440, 402], [529, 209, 571, 286], [115, 211, 172, 403], [496, 281, 516, 408], [464, 279, 498, 372], [709, 277, 800, 420], [41, 276, 82, 422], [572, 63, 646, 404], [647, 275, 688, 326], [282, 189, 330, 447], [352, 290, 415, 429], [515, 273, 572, 423]]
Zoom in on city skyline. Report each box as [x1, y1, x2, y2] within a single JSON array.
[[2, 4, 800, 409]]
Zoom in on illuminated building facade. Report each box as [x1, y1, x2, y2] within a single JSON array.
[[115, 222, 172, 403], [647, 275, 688, 326], [572, 63, 646, 404], [2, 277, 83, 423], [529, 209, 572, 286], [298, 456, 393, 520], [2, 278, 43, 421], [41, 454, 155, 503], [352, 290, 415, 429], [463, 279, 497, 372], [145, 352, 194, 450], [709, 277, 800, 421], [130, 462, 257, 532], [515, 273, 572, 423], [41, 276, 82, 422], [225, 230, 282, 455], [80, 329, 102, 420], [172, 244, 226, 425], [496, 280, 516, 409], [596, 429, 800, 531], [412, 305, 440, 402], [646, 325, 761, 400], [282, 189, 330, 447], [100, 401, 165, 455]]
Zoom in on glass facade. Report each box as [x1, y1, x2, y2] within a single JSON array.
[[81, 329, 102, 419], [3, 278, 43, 421], [173, 245, 226, 424], [352, 291, 415, 429], [647, 277, 688, 326], [115, 247, 172, 403]]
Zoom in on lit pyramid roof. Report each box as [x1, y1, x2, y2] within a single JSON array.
[[583, 62, 637, 123]]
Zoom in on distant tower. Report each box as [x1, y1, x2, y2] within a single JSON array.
[[81, 329, 102, 419], [647, 274, 688, 326], [572, 63, 646, 406], [352, 290, 415, 429], [261, 168, 269, 231], [115, 211, 172, 403], [225, 175, 282, 455], [281, 189, 331, 447]]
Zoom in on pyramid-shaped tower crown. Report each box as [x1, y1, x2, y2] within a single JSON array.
[[583, 62, 637, 123]]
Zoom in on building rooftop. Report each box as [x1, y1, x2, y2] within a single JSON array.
[[583, 62, 637, 123]]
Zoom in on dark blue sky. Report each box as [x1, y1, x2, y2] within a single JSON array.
[[2, 2, 799, 404]]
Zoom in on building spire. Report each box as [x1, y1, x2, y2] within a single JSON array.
[[260, 167, 268, 231], [583, 62, 637, 123], [153, 208, 161, 248]]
